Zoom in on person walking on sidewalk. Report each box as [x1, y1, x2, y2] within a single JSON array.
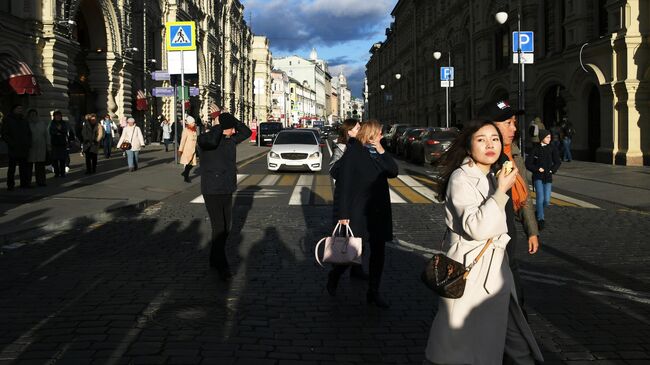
[[178, 115, 198, 183], [26, 109, 50, 187], [82, 113, 103, 174], [424, 120, 543, 365], [196, 112, 252, 280], [526, 130, 561, 231], [49, 110, 69, 178], [116, 117, 145, 172], [160, 116, 172, 152], [328, 118, 369, 280], [100, 114, 117, 159], [327, 120, 398, 309], [1, 105, 32, 190], [560, 117, 575, 162], [477, 100, 539, 311]]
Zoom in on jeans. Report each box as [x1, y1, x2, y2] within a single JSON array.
[[6, 155, 30, 188], [562, 137, 573, 161], [103, 135, 112, 158], [163, 138, 171, 151], [85, 152, 97, 173], [126, 150, 139, 169], [534, 179, 552, 220]]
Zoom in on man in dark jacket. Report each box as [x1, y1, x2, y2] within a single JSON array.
[[197, 113, 252, 280], [1, 105, 32, 190]]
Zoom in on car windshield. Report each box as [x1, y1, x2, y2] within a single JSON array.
[[260, 123, 282, 133], [396, 126, 409, 134], [274, 132, 317, 145], [407, 129, 424, 137], [431, 131, 458, 140]]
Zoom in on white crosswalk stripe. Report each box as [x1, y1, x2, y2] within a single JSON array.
[[397, 175, 441, 203], [259, 175, 280, 186], [389, 188, 407, 204], [289, 175, 314, 205]]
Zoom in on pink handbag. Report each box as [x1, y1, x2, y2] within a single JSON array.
[[315, 223, 363, 267]]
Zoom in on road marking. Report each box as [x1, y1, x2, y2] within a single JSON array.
[[397, 175, 441, 203], [277, 175, 298, 186], [313, 185, 333, 205], [259, 175, 280, 186], [296, 174, 314, 186], [315, 175, 331, 186], [240, 174, 265, 186], [289, 185, 311, 205], [389, 188, 407, 204], [237, 174, 249, 183]]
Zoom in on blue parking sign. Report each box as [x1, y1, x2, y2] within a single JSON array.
[[440, 67, 454, 81], [513, 31, 534, 53]]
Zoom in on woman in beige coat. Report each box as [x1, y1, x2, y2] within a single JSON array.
[[178, 115, 198, 182], [424, 120, 543, 365]]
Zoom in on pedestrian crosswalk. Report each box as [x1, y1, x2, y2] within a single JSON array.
[[190, 173, 443, 206]]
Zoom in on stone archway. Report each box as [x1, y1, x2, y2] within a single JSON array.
[[542, 84, 567, 129]]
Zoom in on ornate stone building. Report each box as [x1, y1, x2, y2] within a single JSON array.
[[367, 0, 650, 166], [0, 0, 254, 144], [251, 35, 272, 121]]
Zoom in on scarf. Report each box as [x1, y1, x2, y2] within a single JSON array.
[[503, 145, 528, 212], [186, 125, 197, 132]]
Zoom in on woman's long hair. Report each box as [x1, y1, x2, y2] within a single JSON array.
[[434, 120, 504, 201], [356, 119, 382, 145], [336, 118, 359, 144]]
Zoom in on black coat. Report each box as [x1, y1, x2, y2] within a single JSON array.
[[525, 144, 561, 183], [49, 119, 70, 160], [1, 112, 32, 159], [82, 122, 101, 154], [198, 120, 252, 195], [333, 138, 399, 242]]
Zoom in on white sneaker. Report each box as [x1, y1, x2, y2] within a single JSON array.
[[47, 165, 54, 173], [65, 166, 70, 173]]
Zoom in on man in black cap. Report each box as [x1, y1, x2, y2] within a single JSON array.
[[197, 112, 252, 280], [477, 100, 539, 309]]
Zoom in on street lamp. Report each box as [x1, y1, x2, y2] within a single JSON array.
[[433, 49, 452, 128], [495, 2, 525, 153], [394, 73, 401, 80], [380, 84, 385, 90]]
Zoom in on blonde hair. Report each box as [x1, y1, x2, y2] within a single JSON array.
[[356, 119, 382, 144]]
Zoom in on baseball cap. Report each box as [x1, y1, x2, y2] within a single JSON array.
[[477, 100, 521, 122]]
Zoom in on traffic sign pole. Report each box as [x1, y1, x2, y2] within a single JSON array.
[[180, 50, 185, 165]]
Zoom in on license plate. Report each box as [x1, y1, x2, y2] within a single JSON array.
[[264, 138, 271, 141]]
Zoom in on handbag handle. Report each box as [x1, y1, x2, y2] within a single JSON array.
[[315, 237, 327, 267], [462, 238, 494, 279]]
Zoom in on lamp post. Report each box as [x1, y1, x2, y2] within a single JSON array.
[[433, 49, 451, 128], [495, 1, 525, 153], [393, 74, 401, 122]]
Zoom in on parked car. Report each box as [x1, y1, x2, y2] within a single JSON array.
[[410, 128, 459, 164], [267, 130, 323, 172], [395, 127, 426, 159], [384, 124, 411, 152], [257, 121, 283, 146], [321, 125, 335, 139]]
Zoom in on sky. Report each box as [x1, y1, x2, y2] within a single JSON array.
[[241, 0, 397, 98]]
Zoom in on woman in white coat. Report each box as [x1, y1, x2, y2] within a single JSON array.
[[424, 120, 543, 365], [116, 117, 145, 172]]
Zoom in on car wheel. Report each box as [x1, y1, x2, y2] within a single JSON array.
[[424, 151, 432, 165]]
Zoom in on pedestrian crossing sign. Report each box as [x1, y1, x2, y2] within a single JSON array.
[[165, 21, 196, 51]]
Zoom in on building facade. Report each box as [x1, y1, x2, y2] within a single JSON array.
[[251, 35, 272, 121], [288, 77, 316, 124], [366, 0, 650, 166], [270, 70, 290, 126], [273, 52, 327, 119], [0, 0, 254, 147]]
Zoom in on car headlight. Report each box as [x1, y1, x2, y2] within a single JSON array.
[[309, 152, 320, 159], [269, 151, 280, 158]]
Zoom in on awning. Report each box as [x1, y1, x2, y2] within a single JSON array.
[[0, 54, 41, 95]]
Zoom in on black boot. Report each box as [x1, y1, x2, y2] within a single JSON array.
[[367, 291, 390, 309]]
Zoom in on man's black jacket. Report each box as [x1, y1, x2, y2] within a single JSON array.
[[198, 119, 252, 195]]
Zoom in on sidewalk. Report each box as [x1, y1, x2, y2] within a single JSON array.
[[0, 142, 267, 238], [549, 160, 650, 210]]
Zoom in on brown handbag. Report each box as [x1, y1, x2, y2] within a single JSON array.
[[421, 230, 494, 299]]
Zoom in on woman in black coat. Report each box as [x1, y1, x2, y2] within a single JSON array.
[[328, 120, 399, 308], [525, 129, 561, 230]]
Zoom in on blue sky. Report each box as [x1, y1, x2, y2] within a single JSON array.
[[241, 0, 396, 98]]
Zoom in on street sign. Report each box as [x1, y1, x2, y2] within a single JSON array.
[[152, 71, 170, 81], [189, 87, 199, 96], [513, 53, 534, 64], [176, 86, 200, 98], [441, 81, 454, 88], [165, 21, 196, 51], [152, 87, 174, 97], [513, 31, 534, 53], [167, 50, 197, 74], [440, 67, 454, 81]]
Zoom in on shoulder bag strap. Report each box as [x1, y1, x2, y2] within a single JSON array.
[[463, 238, 494, 279]]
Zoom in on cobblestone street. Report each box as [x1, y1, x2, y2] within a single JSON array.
[[1, 182, 648, 364]]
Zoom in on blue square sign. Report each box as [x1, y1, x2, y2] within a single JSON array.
[[166, 21, 196, 51], [513, 31, 534, 53], [440, 67, 454, 81]]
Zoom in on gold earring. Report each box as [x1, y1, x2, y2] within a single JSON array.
[[468, 157, 474, 167]]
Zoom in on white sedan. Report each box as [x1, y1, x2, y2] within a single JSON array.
[[267, 130, 322, 172]]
